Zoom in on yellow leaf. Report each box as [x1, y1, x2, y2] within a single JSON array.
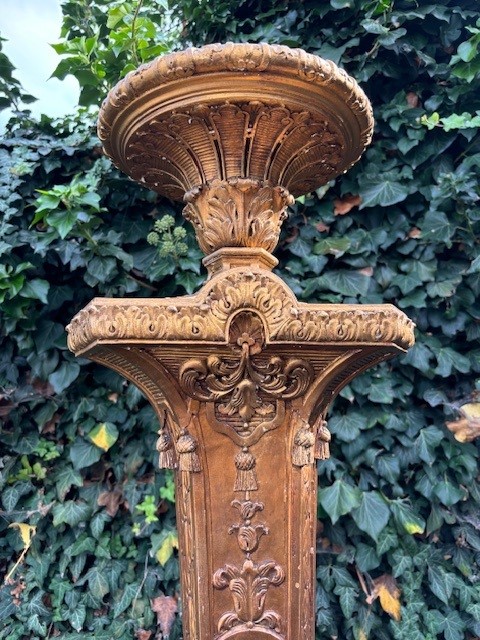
[[358, 631, 368, 640], [404, 521, 424, 535], [156, 532, 178, 566], [9, 523, 36, 548], [88, 422, 119, 451], [373, 575, 401, 621], [461, 402, 480, 419]]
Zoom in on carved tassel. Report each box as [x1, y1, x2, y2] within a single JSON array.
[[234, 447, 258, 492], [156, 429, 177, 469], [177, 429, 201, 472], [292, 423, 315, 467], [314, 419, 331, 461]]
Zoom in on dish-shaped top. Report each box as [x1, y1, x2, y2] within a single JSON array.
[[98, 42, 374, 201]]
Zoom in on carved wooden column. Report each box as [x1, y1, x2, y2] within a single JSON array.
[[67, 44, 415, 640]]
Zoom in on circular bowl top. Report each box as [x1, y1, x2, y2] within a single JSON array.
[[98, 42, 374, 201]]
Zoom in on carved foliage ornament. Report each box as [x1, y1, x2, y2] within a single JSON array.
[[214, 499, 285, 636], [98, 43, 374, 199], [66, 271, 415, 355], [183, 178, 294, 254], [123, 100, 345, 202], [179, 312, 314, 437]]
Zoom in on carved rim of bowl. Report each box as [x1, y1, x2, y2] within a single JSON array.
[[98, 42, 374, 199]]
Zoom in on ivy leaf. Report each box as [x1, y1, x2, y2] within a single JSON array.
[[24, 590, 49, 617], [69, 438, 102, 469], [19, 278, 50, 304], [70, 603, 86, 631], [329, 413, 366, 442], [434, 478, 466, 506], [90, 512, 111, 539], [113, 582, 139, 617], [441, 611, 466, 640], [49, 361, 81, 394], [434, 347, 470, 377], [87, 422, 119, 452], [314, 237, 351, 257], [334, 585, 358, 618], [391, 501, 425, 535], [355, 542, 380, 571], [420, 210, 455, 244], [415, 426, 444, 465], [359, 173, 410, 208], [319, 479, 361, 524], [68, 534, 96, 557], [52, 500, 92, 527], [352, 491, 390, 541], [27, 613, 46, 636], [46, 209, 78, 239], [87, 567, 110, 599], [0, 587, 15, 621], [317, 270, 372, 297], [2, 482, 31, 512], [55, 466, 83, 501], [156, 531, 179, 566], [428, 566, 455, 604], [176, 270, 203, 294], [2, 485, 20, 512]]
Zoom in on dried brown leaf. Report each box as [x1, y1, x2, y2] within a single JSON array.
[[333, 194, 361, 216], [97, 489, 123, 517], [358, 267, 373, 277], [151, 594, 178, 638], [406, 91, 419, 108], [446, 416, 480, 442], [31, 378, 55, 397]]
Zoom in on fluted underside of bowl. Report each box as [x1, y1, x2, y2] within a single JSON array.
[[98, 43, 374, 202]]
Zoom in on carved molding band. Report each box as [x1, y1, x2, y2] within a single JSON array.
[[66, 271, 415, 355]]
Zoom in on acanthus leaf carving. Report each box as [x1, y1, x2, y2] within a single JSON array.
[[183, 178, 294, 255], [214, 498, 284, 636], [213, 559, 285, 633]]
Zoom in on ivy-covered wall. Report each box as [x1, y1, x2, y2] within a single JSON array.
[[1, 1, 480, 639]]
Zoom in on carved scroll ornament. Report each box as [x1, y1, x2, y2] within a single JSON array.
[[214, 499, 285, 637]]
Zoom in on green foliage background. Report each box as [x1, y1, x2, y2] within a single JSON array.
[[1, 1, 480, 639]]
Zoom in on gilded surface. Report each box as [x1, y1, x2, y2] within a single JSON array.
[[68, 42, 415, 640], [66, 268, 414, 354], [97, 43, 373, 199]]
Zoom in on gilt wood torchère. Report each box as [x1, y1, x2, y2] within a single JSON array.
[[67, 43, 415, 640]]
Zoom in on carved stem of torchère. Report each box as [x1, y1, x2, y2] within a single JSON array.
[[68, 42, 415, 640], [183, 178, 294, 255]]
